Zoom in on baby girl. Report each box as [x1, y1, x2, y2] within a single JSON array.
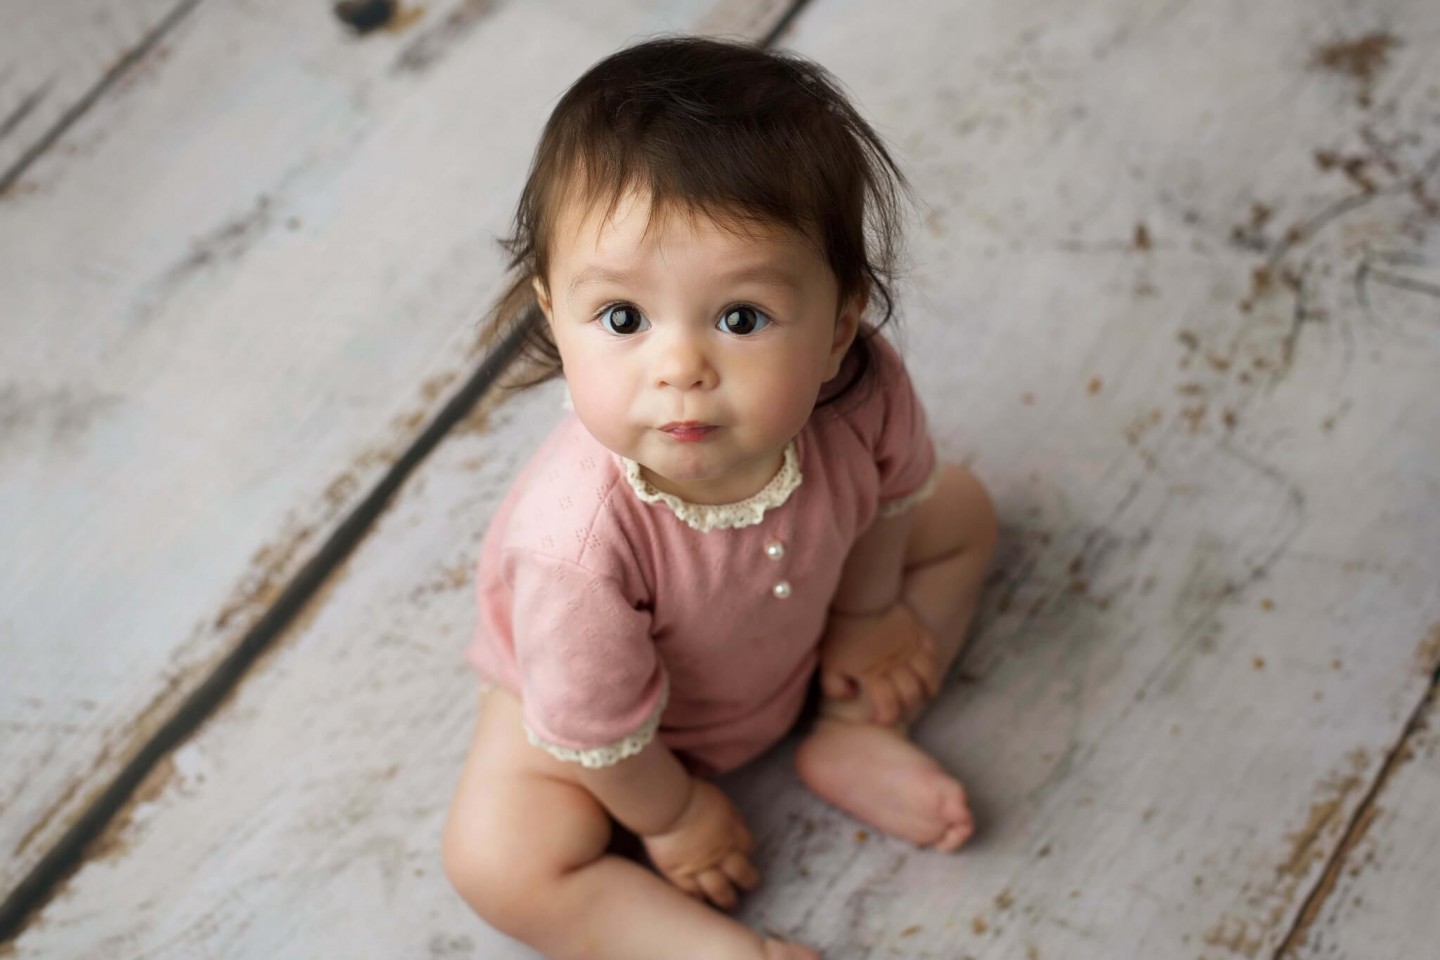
[[442, 35, 998, 959]]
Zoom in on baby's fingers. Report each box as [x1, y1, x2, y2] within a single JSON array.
[[697, 867, 739, 911], [820, 669, 858, 700], [722, 851, 761, 893], [889, 665, 926, 713], [862, 675, 901, 725]]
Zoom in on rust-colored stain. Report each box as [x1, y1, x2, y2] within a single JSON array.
[[995, 888, 1015, 910], [1230, 202, 1274, 250], [899, 924, 921, 938], [11, 772, 87, 860], [1260, 598, 1275, 611], [1086, 376, 1103, 395], [1253, 657, 1266, 671], [1279, 802, 1383, 957], [1133, 223, 1152, 251], [1309, 33, 1398, 107], [1314, 149, 1378, 193], [1123, 408, 1163, 446], [971, 915, 989, 935], [88, 756, 178, 863], [1278, 773, 1363, 879], [386, 3, 427, 32]]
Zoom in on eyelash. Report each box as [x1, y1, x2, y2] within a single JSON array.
[[591, 301, 774, 336]]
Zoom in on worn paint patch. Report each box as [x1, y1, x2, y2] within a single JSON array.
[[393, 0, 498, 74], [0, 383, 125, 462]]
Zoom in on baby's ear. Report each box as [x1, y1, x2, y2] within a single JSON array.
[[825, 288, 866, 380], [531, 276, 553, 323]]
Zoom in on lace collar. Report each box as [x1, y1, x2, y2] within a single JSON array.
[[620, 441, 802, 533]]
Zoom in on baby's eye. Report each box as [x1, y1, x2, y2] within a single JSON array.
[[717, 305, 770, 336], [597, 303, 649, 336]]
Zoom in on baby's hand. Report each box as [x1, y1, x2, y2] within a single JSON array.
[[642, 779, 760, 911], [819, 602, 940, 726]]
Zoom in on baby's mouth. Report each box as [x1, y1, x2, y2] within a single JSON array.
[[659, 422, 717, 442]]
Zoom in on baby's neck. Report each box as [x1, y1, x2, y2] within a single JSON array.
[[638, 449, 787, 505]]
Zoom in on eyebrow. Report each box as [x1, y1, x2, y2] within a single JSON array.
[[567, 263, 804, 298]]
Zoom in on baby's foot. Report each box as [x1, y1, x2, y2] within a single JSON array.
[[795, 718, 973, 852], [762, 939, 819, 960]]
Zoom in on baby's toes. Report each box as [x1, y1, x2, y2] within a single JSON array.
[[931, 778, 974, 852]]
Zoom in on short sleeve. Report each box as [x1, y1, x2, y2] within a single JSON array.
[[867, 334, 940, 517], [507, 551, 667, 768]]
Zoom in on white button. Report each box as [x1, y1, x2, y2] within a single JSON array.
[[764, 539, 786, 560], [772, 580, 792, 599]]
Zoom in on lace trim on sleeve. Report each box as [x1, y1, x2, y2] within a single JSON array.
[[876, 461, 943, 519], [523, 678, 670, 769]]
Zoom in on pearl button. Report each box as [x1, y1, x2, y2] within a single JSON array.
[[764, 539, 786, 560], [772, 580, 792, 599]]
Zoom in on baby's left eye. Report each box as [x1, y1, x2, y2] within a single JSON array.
[[717, 305, 771, 336]]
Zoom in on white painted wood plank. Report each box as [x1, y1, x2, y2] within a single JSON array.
[[0, 0, 190, 180], [1285, 680, 1440, 959], [0, 0, 788, 904], [10, 0, 1440, 957]]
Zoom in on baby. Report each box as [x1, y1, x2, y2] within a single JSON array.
[[442, 36, 998, 960]]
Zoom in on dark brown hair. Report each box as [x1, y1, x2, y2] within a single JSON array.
[[481, 35, 911, 405]]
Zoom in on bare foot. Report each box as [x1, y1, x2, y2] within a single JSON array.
[[763, 939, 820, 960], [795, 718, 973, 852]]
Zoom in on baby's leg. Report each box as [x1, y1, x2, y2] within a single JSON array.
[[442, 687, 816, 960], [796, 464, 997, 851]]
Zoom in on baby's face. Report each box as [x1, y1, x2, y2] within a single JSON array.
[[535, 189, 860, 505]]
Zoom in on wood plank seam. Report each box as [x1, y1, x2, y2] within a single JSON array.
[[0, 316, 530, 942], [1274, 657, 1440, 957], [0, 0, 205, 197]]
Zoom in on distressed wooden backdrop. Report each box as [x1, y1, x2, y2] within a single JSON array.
[[2, 0, 1437, 957]]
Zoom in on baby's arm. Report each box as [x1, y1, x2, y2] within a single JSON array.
[[579, 741, 759, 910], [820, 511, 940, 724]]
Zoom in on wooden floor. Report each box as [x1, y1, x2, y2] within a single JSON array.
[[3, 1, 1438, 957]]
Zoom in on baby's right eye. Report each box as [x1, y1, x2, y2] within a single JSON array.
[[597, 303, 649, 336]]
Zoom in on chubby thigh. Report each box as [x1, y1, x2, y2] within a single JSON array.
[[442, 687, 612, 924]]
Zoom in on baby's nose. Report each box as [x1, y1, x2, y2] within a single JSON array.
[[653, 329, 716, 390]]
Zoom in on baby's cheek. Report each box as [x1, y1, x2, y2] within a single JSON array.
[[567, 376, 632, 445]]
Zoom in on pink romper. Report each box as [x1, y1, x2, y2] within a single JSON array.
[[466, 334, 939, 775]]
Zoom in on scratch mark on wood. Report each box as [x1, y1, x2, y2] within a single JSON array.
[[150, 193, 277, 315], [0, 0, 205, 198], [0, 81, 52, 144]]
